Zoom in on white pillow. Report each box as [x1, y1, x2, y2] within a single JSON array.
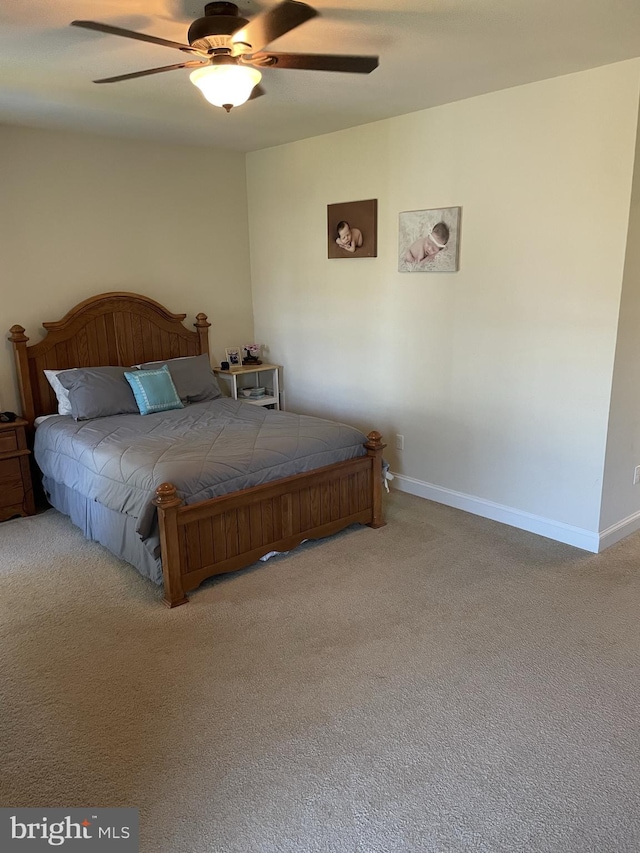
[[34, 414, 57, 427], [44, 369, 76, 416]]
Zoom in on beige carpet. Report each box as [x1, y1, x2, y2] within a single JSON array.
[[1, 492, 639, 852]]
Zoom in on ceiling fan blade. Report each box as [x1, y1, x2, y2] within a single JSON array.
[[94, 60, 209, 84], [253, 52, 379, 73], [231, 1, 317, 53], [71, 20, 198, 54]]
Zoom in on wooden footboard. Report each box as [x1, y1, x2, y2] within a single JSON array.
[[154, 431, 386, 607]]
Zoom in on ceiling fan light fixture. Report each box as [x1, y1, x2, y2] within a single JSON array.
[[190, 64, 262, 110]]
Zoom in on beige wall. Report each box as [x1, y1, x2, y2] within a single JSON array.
[[246, 60, 640, 544], [4, 61, 640, 549], [600, 91, 640, 539], [0, 125, 254, 412]]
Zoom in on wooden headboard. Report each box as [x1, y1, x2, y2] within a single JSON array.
[[9, 292, 211, 424]]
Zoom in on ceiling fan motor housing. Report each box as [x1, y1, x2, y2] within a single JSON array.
[[188, 2, 249, 51]]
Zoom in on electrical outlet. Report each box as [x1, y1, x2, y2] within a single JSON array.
[[395, 434, 404, 451], [634, 465, 640, 485]]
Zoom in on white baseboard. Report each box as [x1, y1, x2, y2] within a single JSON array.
[[391, 473, 600, 553], [598, 509, 640, 551]]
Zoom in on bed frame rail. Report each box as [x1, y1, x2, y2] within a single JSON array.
[[154, 431, 386, 607]]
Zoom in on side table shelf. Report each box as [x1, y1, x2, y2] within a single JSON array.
[[0, 417, 35, 521], [213, 363, 283, 410]]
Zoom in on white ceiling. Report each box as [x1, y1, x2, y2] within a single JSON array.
[[2, 0, 640, 152]]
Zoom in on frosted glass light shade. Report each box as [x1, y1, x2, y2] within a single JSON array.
[[190, 65, 262, 109]]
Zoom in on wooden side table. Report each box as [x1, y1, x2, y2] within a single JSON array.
[[0, 417, 35, 521], [213, 363, 283, 410]]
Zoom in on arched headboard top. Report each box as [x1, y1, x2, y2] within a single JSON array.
[[9, 291, 211, 424]]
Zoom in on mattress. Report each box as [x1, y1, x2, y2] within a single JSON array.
[[34, 399, 368, 574]]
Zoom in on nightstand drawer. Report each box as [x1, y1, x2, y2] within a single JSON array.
[[0, 457, 25, 504], [0, 430, 18, 454], [0, 417, 34, 520]]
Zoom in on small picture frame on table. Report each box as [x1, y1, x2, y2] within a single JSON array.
[[225, 347, 242, 369]]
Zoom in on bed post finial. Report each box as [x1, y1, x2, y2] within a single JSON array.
[[154, 482, 181, 508], [153, 483, 188, 608], [9, 325, 28, 343], [8, 325, 35, 426], [194, 312, 211, 356], [364, 431, 386, 530]]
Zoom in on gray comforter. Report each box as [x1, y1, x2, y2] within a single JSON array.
[[34, 399, 368, 542]]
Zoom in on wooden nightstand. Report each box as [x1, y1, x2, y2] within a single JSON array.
[[213, 363, 283, 409], [0, 417, 35, 521]]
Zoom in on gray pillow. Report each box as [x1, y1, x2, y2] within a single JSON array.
[[58, 366, 139, 420], [138, 354, 222, 403]]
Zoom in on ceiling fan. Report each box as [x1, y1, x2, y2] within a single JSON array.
[[71, 0, 379, 112]]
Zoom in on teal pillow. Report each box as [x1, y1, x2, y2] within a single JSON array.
[[124, 365, 184, 416]]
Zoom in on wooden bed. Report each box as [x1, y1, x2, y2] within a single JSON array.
[[9, 292, 386, 607]]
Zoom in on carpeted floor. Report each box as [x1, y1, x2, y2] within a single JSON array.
[[1, 492, 639, 852]]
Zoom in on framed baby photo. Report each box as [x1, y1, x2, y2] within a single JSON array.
[[225, 347, 242, 369], [328, 199, 378, 259], [398, 206, 461, 273]]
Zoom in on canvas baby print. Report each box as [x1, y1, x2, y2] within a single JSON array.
[[328, 199, 378, 259], [398, 206, 461, 272]]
